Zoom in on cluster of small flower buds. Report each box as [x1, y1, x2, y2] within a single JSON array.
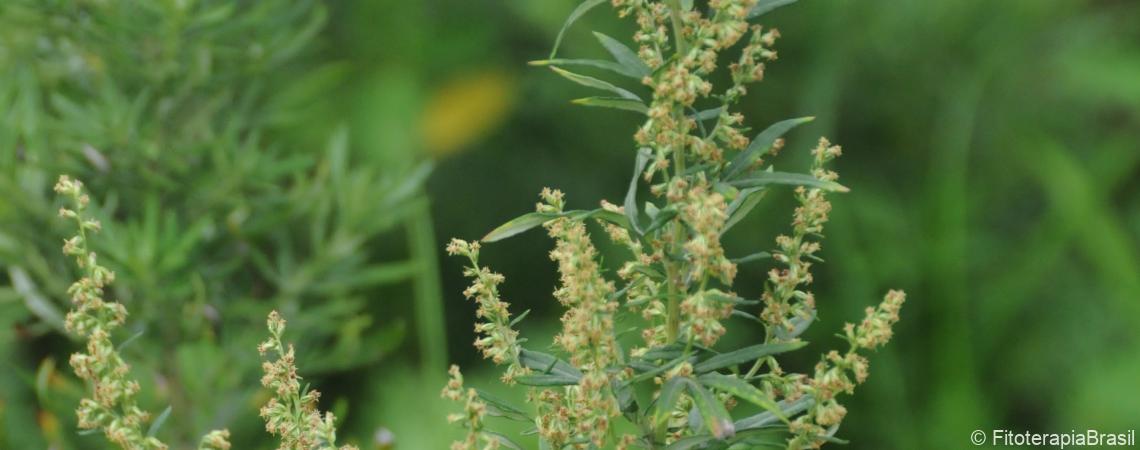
[[441, 365, 499, 450], [613, 0, 670, 69], [846, 290, 906, 350], [539, 189, 621, 446], [786, 290, 905, 449], [258, 311, 357, 450], [679, 289, 735, 346], [445, 239, 528, 384], [55, 175, 230, 450], [532, 389, 573, 447], [198, 430, 232, 450], [761, 138, 842, 338], [678, 177, 736, 284], [727, 25, 780, 100]]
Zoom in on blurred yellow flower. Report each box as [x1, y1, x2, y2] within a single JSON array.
[[419, 69, 515, 158]]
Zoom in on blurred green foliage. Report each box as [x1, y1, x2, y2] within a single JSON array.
[[2, 0, 1138, 449], [0, 0, 441, 448]]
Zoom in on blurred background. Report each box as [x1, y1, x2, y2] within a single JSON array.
[[1, 0, 1138, 448]]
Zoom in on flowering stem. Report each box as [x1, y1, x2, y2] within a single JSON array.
[[665, 0, 689, 59]]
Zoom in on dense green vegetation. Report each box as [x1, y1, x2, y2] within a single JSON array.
[[2, 0, 1138, 448]]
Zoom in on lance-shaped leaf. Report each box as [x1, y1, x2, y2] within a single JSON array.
[[728, 171, 849, 193], [693, 341, 807, 373], [484, 431, 525, 449], [641, 206, 678, 235], [773, 308, 816, 340], [722, 187, 767, 235], [476, 389, 533, 422], [518, 349, 583, 379], [665, 435, 716, 450], [698, 373, 786, 422], [572, 96, 648, 114], [735, 396, 815, 431], [549, 66, 641, 101], [685, 379, 735, 439], [146, 406, 173, 438], [725, 116, 814, 179], [652, 376, 689, 426], [530, 58, 631, 77], [482, 208, 631, 242], [747, 0, 799, 19], [730, 251, 772, 265], [625, 148, 653, 232], [593, 31, 651, 78], [550, 0, 607, 58], [482, 212, 560, 242], [515, 373, 581, 386]]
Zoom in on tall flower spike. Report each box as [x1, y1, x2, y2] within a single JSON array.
[[541, 190, 621, 447], [259, 310, 357, 450], [441, 365, 501, 450], [445, 1, 906, 448], [55, 175, 230, 450], [445, 239, 528, 384]]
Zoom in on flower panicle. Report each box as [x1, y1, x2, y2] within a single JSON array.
[[441, 365, 499, 450], [786, 290, 906, 449], [56, 175, 232, 450], [445, 238, 528, 384], [258, 311, 357, 450], [539, 189, 621, 446]]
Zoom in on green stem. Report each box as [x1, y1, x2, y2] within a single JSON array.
[[408, 198, 447, 373], [665, 0, 689, 59]]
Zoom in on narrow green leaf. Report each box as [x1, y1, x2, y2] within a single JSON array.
[[613, 378, 640, 421], [593, 31, 651, 78], [571, 208, 632, 229], [690, 106, 724, 121], [694, 341, 807, 373], [730, 251, 772, 264], [519, 349, 582, 379], [728, 171, 849, 192], [735, 396, 814, 430], [549, 66, 641, 101], [482, 212, 559, 242], [8, 267, 65, 332], [116, 328, 146, 352], [722, 188, 767, 234], [747, 0, 799, 18], [699, 373, 786, 421], [483, 208, 631, 242], [641, 342, 688, 361], [626, 148, 653, 233], [642, 207, 678, 235], [626, 354, 691, 385], [572, 96, 648, 114], [515, 373, 581, 386], [509, 309, 532, 327], [725, 117, 815, 179], [665, 435, 715, 450], [773, 309, 815, 340], [686, 379, 736, 439], [530, 58, 633, 78], [731, 309, 763, 324], [653, 376, 689, 425], [484, 431, 524, 449], [146, 406, 172, 438], [476, 389, 533, 422], [550, 0, 608, 59]]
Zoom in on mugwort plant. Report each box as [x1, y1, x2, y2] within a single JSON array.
[[443, 1, 905, 449], [55, 176, 355, 450]]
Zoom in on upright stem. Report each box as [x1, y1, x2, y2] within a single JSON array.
[[665, 0, 689, 59], [663, 0, 690, 344]]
